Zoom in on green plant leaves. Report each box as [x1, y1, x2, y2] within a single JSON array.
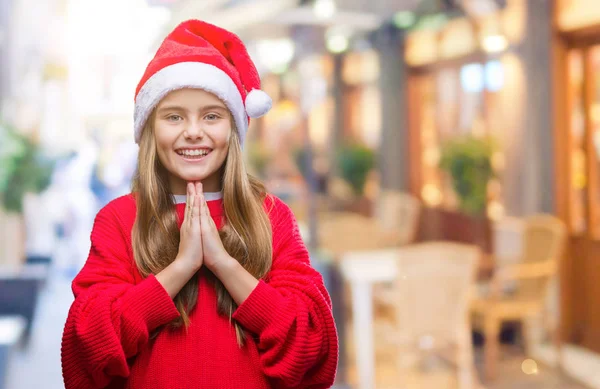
[[336, 144, 375, 196], [0, 123, 55, 213], [439, 135, 496, 216], [0, 126, 27, 194]]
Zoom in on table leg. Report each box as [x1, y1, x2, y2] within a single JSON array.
[[484, 315, 500, 381], [352, 280, 374, 389]]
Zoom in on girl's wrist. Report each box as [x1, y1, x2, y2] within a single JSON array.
[[210, 254, 239, 279], [174, 255, 202, 273]]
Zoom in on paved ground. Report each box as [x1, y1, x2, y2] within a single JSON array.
[[6, 267, 72, 389], [4, 268, 588, 389]]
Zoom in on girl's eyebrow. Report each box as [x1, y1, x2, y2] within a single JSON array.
[[156, 105, 228, 114], [201, 105, 228, 112], [156, 105, 186, 114]]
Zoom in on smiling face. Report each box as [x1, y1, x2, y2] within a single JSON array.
[[153, 88, 233, 194]]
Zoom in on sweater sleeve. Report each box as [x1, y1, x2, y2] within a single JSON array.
[[61, 203, 180, 389], [232, 197, 339, 388]]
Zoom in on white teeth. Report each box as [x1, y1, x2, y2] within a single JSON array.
[[178, 150, 209, 157]]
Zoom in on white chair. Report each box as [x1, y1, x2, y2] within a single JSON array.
[[378, 242, 481, 389], [471, 214, 567, 381], [374, 191, 421, 246], [371, 191, 422, 321]]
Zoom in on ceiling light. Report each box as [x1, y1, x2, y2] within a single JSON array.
[[325, 26, 351, 54], [256, 39, 295, 74], [326, 35, 349, 54], [482, 34, 508, 53], [313, 0, 336, 20]]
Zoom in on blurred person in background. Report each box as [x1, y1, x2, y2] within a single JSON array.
[[50, 138, 99, 276], [92, 138, 139, 208], [61, 20, 338, 389], [23, 190, 60, 267]]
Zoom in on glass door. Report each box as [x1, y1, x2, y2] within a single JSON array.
[[411, 60, 506, 217], [566, 44, 600, 238], [567, 49, 588, 234], [588, 46, 600, 237]]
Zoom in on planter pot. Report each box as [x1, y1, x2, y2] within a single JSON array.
[[416, 207, 493, 254], [0, 210, 25, 267], [345, 196, 373, 217]]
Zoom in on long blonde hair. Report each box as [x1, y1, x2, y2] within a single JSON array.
[[131, 113, 273, 345]]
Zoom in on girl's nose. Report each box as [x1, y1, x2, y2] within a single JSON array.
[[184, 120, 204, 139]]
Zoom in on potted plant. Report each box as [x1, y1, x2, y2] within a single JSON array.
[[335, 143, 376, 216], [0, 123, 55, 265], [439, 134, 496, 216], [424, 134, 497, 253]]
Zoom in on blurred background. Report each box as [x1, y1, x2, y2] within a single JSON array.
[[0, 0, 598, 388]]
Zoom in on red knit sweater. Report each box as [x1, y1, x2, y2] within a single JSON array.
[[61, 194, 338, 388]]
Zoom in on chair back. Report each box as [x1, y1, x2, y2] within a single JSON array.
[[516, 214, 566, 302], [392, 242, 479, 348], [375, 191, 421, 246]]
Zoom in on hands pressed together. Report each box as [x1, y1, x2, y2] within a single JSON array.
[[161, 181, 257, 305], [177, 182, 232, 274]]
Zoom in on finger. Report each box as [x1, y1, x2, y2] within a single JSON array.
[[190, 181, 197, 197], [183, 183, 192, 223], [199, 194, 208, 227], [193, 182, 201, 225], [189, 183, 195, 222], [202, 195, 216, 228], [202, 195, 210, 218], [187, 193, 195, 226], [193, 194, 200, 222]]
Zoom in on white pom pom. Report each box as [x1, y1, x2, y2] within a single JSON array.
[[245, 89, 272, 118]]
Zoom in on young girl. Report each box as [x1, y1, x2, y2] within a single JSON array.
[[61, 19, 338, 389]]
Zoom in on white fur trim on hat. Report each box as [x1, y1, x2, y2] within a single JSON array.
[[245, 89, 272, 118], [134, 62, 248, 145]]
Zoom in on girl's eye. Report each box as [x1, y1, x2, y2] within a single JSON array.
[[167, 115, 183, 122], [205, 114, 219, 121]]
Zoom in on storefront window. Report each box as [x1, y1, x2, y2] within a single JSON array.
[[414, 60, 506, 216], [419, 74, 444, 207], [436, 68, 459, 142], [559, 43, 600, 238], [342, 51, 381, 147], [485, 60, 504, 92], [588, 45, 600, 236], [483, 60, 505, 219], [568, 49, 588, 234], [459, 63, 485, 136]]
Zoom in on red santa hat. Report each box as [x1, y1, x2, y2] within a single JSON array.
[[133, 19, 272, 145]]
